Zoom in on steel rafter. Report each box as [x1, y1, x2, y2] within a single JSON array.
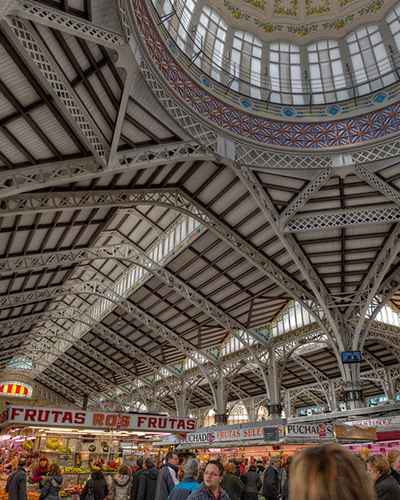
[[238, 166, 343, 358], [0, 241, 271, 390], [279, 169, 333, 227], [6, 16, 108, 159], [354, 165, 400, 207], [9, 0, 124, 47], [285, 206, 400, 232], [0, 188, 323, 320]]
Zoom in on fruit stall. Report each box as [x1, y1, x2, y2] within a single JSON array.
[[0, 405, 197, 497]]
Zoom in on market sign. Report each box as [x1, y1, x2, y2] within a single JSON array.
[[180, 424, 285, 445], [1, 406, 196, 433], [334, 424, 377, 441], [344, 415, 400, 428], [285, 423, 333, 440], [263, 427, 279, 442]]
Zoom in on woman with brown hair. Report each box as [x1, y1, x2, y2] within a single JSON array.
[[366, 454, 400, 500], [220, 462, 244, 500], [32, 456, 49, 490], [108, 464, 132, 500], [39, 463, 63, 500], [242, 463, 261, 500], [290, 443, 375, 500], [387, 449, 400, 485]]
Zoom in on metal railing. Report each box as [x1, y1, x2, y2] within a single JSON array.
[[150, 0, 400, 108]]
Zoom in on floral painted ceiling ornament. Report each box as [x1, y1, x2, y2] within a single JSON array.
[[218, 0, 390, 41]]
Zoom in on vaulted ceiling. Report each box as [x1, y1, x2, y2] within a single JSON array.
[[0, 0, 399, 419]]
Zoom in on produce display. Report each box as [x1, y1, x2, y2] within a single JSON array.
[[59, 447, 71, 453], [88, 445, 96, 452], [22, 440, 34, 451], [45, 439, 59, 451], [60, 486, 83, 497], [0, 487, 39, 500], [62, 468, 91, 474]]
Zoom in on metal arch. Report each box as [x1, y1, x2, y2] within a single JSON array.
[[1, 283, 220, 405], [290, 353, 332, 407], [0, 241, 272, 390], [357, 274, 400, 351], [0, 142, 212, 200], [346, 222, 400, 346], [0, 188, 324, 321], [0, 283, 219, 366], [354, 165, 400, 208], [27, 330, 151, 405], [0, 323, 151, 404], [228, 167, 344, 356], [36, 372, 83, 406]]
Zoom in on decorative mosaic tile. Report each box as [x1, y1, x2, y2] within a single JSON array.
[[373, 92, 388, 103], [282, 107, 296, 117], [170, 360, 186, 373], [326, 105, 342, 116], [241, 98, 253, 109], [133, 0, 400, 149], [143, 373, 156, 383]]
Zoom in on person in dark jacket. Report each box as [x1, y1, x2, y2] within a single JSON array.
[[221, 463, 244, 500], [232, 460, 243, 482], [281, 457, 292, 500], [243, 464, 261, 500], [169, 458, 200, 500], [39, 463, 63, 500], [6, 458, 27, 500], [366, 454, 400, 500], [262, 457, 281, 500], [80, 470, 108, 500], [132, 458, 146, 500], [155, 452, 180, 500], [137, 458, 159, 500]]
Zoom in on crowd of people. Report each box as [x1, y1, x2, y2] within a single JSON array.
[[5, 445, 400, 500]]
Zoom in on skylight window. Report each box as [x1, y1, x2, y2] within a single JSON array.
[[230, 31, 262, 99], [194, 7, 228, 82], [307, 40, 348, 104], [347, 25, 394, 96], [269, 42, 303, 105]]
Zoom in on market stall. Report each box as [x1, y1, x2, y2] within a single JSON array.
[[0, 405, 196, 500]]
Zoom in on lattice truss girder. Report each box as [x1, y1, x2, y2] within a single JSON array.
[[0, 142, 211, 200], [5, 16, 107, 159], [0, 188, 325, 319]]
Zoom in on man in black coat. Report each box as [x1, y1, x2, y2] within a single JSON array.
[[263, 457, 282, 500], [6, 459, 27, 500], [232, 459, 244, 482], [137, 458, 159, 500], [132, 458, 146, 500]]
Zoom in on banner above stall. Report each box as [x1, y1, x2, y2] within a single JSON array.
[[1, 405, 196, 433]]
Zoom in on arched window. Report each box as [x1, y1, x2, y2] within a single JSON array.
[[307, 40, 348, 104], [0, 382, 30, 396], [230, 31, 262, 99], [346, 25, 393, 95], [194, 7, 228, 82], [159, 0, 197, 53], [269, 42, 303, 105], [387, 4, 400, 52]]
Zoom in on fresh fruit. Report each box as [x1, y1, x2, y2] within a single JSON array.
[[108, 460, 117, 469], [45, 439, 59, 450], [22, 440, 33, 451]]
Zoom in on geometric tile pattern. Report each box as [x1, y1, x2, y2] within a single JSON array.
[[133, 0, 400, 149]]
